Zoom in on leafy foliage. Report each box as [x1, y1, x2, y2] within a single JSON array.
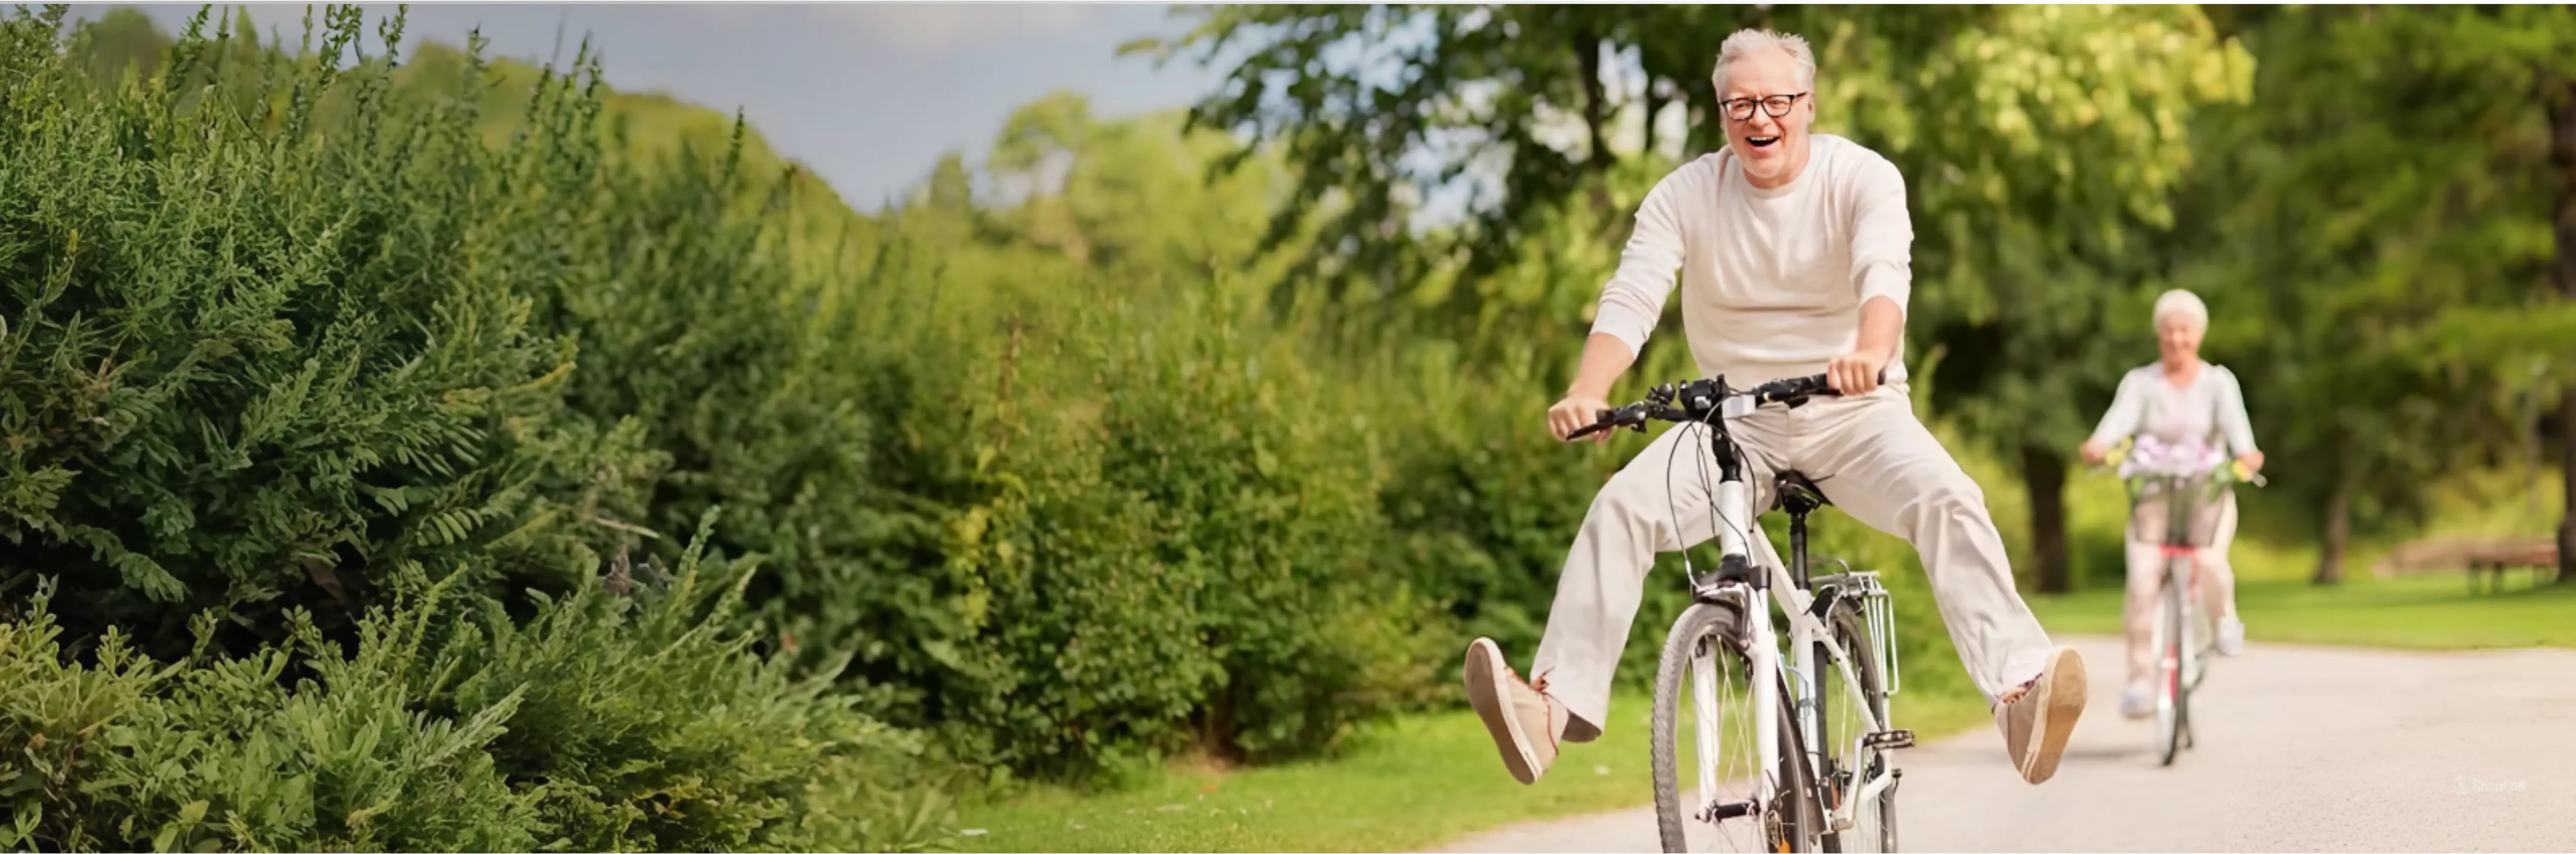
[[0, 3, 649, 649], [0, 512, 947, 853], [1, 6, 946, 849], [2162, 6, 2576, 576]]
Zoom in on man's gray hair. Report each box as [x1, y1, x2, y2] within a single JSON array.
[[1709, 28, 1817, 97]]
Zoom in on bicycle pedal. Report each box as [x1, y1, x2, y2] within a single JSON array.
[[1697, 800, 1755, 823], [1863, 730, 1915, 750]]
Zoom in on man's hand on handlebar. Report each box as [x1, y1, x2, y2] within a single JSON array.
[[1549, 394, 1614, 444], [1827, 347, 1891, 395]]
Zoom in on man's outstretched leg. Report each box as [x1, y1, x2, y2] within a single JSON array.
[[1798, 389, 2089, 785], [1463, 422, 1776, 784]]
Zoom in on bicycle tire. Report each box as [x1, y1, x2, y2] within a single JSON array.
[[1652, 598, 1822, 853], [2179, 562, 2202, 750], [2186, 571, 2214, 693], [2155, 560, 2187, 767], [1818, 603, 1896, 853]]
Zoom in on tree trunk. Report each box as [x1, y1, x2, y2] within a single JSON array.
[[2560, 393, 2573, 586], [2550, 77, 2576, 584], [2316, 481, 2351, 586], [1573, 27, 1615, 221], [1642, 77, 1663, 160], [2021, 446, 2071, 595]]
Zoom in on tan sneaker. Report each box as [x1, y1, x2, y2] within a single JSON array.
[[1463, 637, 1569, 785], [1994, 646, 2088, 784]]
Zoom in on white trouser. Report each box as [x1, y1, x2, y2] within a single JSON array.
[[1529, 386, 2058, 740], [2123, 490, 2239, 686]]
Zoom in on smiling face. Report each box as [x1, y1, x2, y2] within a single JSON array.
[[1717, 47, 1815, 189], [2157, 313, 2205, 366]]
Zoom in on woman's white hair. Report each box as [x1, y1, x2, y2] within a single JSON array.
[[2153, 288, 2209, 331], [1710, 29, 1817, 97]]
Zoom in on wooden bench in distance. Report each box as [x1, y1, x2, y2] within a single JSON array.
[[2372, 538, 2561, 593]]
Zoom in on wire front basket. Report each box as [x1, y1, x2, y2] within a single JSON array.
[[2125, 473, 2232, 548]]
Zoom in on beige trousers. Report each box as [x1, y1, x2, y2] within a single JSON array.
[[1529, 386, 2058, 740], [2122, 491, 2239, 686]]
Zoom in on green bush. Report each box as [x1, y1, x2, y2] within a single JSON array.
[[950, 289, 1440, 775], [0, 512, 950, 853], [520, 127, 1009, 743], [519, 103, 1444, 775], [1, 595, 541, 851], [1, 8, 953, 848], [1373, 347, 1609, 662], [0, 6, 648, 650]]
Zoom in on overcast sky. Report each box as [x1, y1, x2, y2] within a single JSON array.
[[63, 3, 1225, 211]]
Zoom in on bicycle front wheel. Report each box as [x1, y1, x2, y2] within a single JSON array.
[[2155, 558, 2188, 766], [1651, 598, 1820, 853]]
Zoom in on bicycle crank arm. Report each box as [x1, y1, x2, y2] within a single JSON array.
[[1831, 768, 1901, 832]]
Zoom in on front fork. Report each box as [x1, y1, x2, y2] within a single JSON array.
[[1714, 478, 1785, 818], [1715, 477, 1829, 844]]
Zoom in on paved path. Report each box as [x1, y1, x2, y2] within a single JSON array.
[[1432, 635, 2576, 852]]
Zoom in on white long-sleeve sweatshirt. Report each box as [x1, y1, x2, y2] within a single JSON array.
[[1588, 134, 1916, 388], [2088, 361, 2260, 456]]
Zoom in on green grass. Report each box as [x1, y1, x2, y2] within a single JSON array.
[[953, 686, 1989, 853], [2030, 573, 2576, 651]]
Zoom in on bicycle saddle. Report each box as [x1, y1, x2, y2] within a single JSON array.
[[1774, 469, 1832, 513]]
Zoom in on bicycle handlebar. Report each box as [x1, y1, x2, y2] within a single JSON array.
[[2089, 438, 2268, 488], [1565, 370, 1883, 441]]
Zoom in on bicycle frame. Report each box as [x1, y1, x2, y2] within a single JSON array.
[[2137, 471, 2221, 696], [1688, 429, 1898, 839], [1576, 372, 1908, 846]]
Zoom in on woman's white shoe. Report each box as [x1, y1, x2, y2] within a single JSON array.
[[2216, 616, 2245, 656], [2121, 682, 2155, 719]]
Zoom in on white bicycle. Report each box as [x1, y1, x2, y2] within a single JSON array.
[[1571, 373, 1910, 853]]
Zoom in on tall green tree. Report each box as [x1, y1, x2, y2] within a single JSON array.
[[64, 6, 174, 84], [2163, 5, 2576, 584], [986, 91, 1299, 286], [1889, 6, 2251, 593], [2406, 5, 2576, 583]]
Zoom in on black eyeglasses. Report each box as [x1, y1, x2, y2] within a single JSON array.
[[1720, 92, 1808, 122]]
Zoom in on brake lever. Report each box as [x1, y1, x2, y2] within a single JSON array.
[[1564, 421, 1638, 441], [1565, 404, 1651, 441]]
